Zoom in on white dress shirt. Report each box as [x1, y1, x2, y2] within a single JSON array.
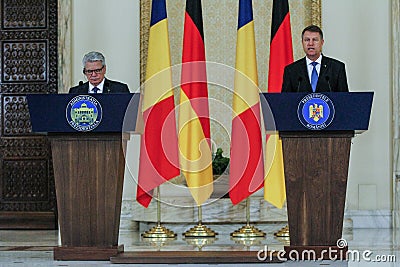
[[306, 55, 322, 83], [88, 79, 105, 93]]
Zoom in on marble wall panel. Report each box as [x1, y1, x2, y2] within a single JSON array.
[[392, 0, 400, 237]]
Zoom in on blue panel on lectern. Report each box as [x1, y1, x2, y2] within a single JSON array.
[[27, 93, 140, 133], [260, 92, 374, 132]]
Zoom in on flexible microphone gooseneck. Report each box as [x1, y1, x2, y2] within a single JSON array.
[[297, 77, 303, 92], [325, 76, 332, 92]]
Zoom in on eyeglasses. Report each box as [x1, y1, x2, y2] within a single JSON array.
[[83, 66, 104, 75]]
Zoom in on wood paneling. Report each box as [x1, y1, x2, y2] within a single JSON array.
[[50, 133, 126, 260], [281, 131, 353, 246], [0, 0, 58, 229]]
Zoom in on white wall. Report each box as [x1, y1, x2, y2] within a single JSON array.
[[322, 0, 391, 210], [71, 0, 140, 199], [71, 0, 139, 90]]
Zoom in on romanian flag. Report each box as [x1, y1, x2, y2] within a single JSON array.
[[136, 0, 180, 208], [264, 0, 293, 208], [229, 0, 264, 205], [178, 0, 213, 206]]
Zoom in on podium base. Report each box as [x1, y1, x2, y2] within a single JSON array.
[[284, 245, 348, 261], [54, 244, 124, 261]]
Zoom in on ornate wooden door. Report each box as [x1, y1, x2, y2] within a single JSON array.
[[0, 0, 58, 229]]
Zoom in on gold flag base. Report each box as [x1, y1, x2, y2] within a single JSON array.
[[142, 224, 177, 239], [274, 225, 289, 237], [183, 223, 217, 238], [230, 224, 266, 238]]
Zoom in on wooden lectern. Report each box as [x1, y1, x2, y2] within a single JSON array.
[[261, 92, 373, 260], [27, 93, 140, 261]]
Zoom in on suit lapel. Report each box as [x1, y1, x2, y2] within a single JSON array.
[[300, 57, 312, 92], [316, 56, 329, 92], [103, 78, 111, 94], [319, 57, 329, 82]]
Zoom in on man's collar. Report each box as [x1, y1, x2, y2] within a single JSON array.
[[89, 79, 105, 91], [306, 55, 323, 65]]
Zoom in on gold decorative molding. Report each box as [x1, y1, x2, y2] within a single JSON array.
[[311, 0, 322, 27], [140, 0, 151, 86]]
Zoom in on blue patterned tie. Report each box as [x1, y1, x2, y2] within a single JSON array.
[[310, 62, 318, 92], [92, 87, 99, 93]]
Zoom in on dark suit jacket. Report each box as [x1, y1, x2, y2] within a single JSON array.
[[281, 55, 349, 92], [69, 78, 130, 94]]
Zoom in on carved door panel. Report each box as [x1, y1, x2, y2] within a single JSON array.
[[0, 0, 58, 229]]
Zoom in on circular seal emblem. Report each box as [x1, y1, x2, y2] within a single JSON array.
[[297, 93, 335, 130], [66, 95, 102, 132]]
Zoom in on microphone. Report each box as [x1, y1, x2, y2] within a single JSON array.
[[325, 76, 332, 92], [296, 77, 303, 92]]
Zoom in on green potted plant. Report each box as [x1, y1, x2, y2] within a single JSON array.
[[212, 148, 230, 177]]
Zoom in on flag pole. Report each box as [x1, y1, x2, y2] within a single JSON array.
[[230, 197, 265, 238], [183, 205, 217, 238], [142, 186, 176, 239]]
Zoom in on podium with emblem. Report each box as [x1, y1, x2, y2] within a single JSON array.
[[260, 92, 373, 260], [27, 93, 140, 261]]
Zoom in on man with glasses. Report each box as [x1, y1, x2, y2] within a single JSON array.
[[69, 51, 130, 94]]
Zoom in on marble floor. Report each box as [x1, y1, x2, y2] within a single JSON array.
[[0, 223, 398, 267]]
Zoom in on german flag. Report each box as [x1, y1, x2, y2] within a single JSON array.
[[264, 0, 293, 209], [178, 0, 213, 206]]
